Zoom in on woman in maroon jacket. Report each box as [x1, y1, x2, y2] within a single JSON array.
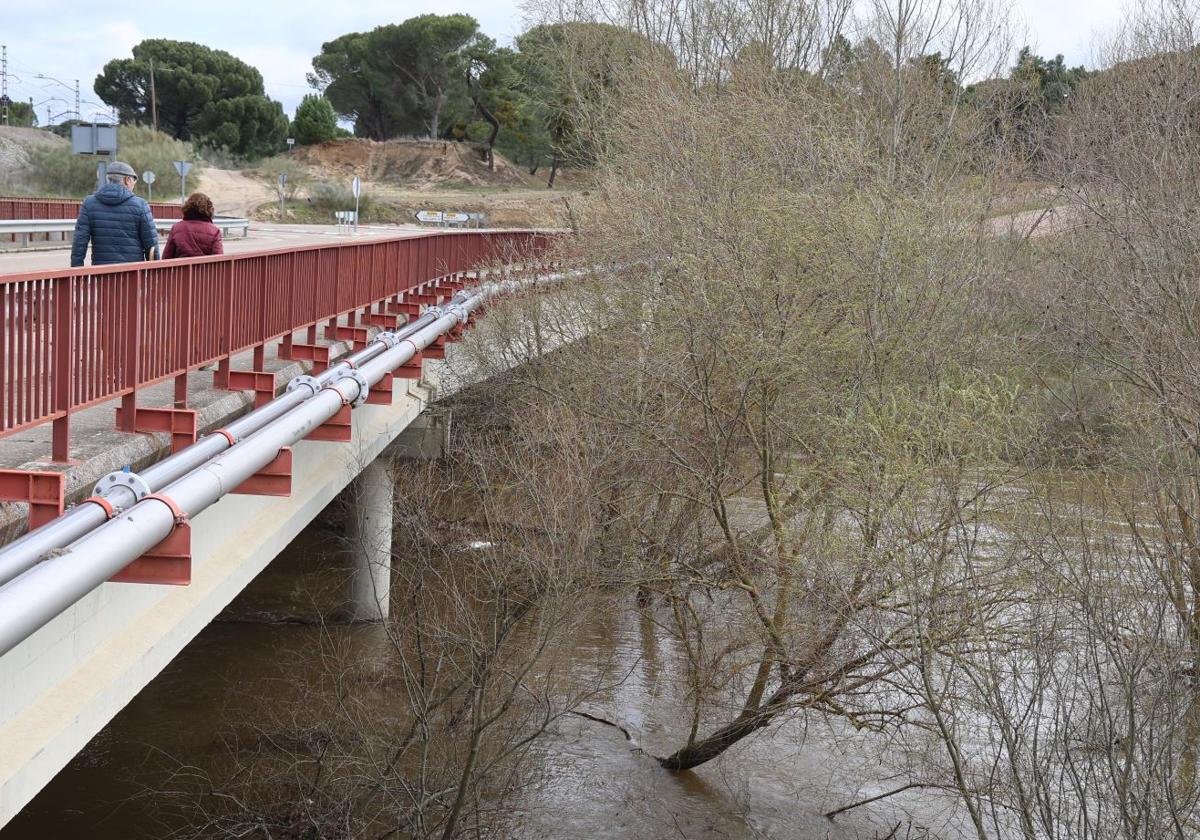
[[163, 192, 224, 258]]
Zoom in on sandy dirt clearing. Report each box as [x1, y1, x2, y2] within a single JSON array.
[[196, 167, 276, 218]]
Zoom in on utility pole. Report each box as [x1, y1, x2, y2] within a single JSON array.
[[149, 59, 157, 131], [74, 79, 80, 122], [1, 46, 9, 126]]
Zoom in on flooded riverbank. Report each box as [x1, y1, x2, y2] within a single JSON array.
[[1, 510, 968, 840]]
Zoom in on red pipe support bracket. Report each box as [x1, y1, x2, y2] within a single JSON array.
[[110, 493, 191, 585], [0, 469, 66, 530], [290, 343, 332, 374], [306, 404, 353, 442], [113, 407, 199, 454], [231, 447, 293, 496], [367, 372, 395, 405], [388, 301, 422, 317], [361, 312, 403, 329], [225, 370, 278, 408], [396, 352, 423, 379], [424, 334, 448, 360], [329, 326, 370, 350]]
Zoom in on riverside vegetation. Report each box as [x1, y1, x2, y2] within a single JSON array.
[[435, 0, 1200, 835], [20, 0, 1200, 837]]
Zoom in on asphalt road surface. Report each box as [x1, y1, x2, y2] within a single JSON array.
[[0, 222, 434, 276]]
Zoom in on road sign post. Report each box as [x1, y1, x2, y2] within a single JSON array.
[[351, 176, 361, 234], [278, 172, 287, 220], [173, 160, 193, 205], [142, 170, 156, 203]]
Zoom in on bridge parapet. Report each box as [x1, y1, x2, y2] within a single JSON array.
[[0, 196, 184, 220], [0, 230, 555, 463]]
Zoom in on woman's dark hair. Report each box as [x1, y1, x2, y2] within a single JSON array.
[[182, 192, 215, 222]]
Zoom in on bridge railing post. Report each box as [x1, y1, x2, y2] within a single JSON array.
[[51, 276, 73, 462], [116, 270, 143, 433]]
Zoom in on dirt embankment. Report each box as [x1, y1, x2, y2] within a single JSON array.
[[258, 138, 585, 228], [0, 126, 68, 192], [294, 138, 533, 190]]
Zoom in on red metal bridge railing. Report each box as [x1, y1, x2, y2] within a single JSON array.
[[0, 230, 555, 462], [0, 196, 184, 221]]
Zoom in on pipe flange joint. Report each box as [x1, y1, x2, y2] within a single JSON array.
[[94, 469, 152, 504], [334, 369, 371, 407], [376, 331, 401, 349], [425, 305, 444, 319], [447, 303, 468, 322], [286, 374, 321, 397]]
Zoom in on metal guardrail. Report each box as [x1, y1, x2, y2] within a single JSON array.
[[0, 230, 555, 461], [0, 196, 183, 221], [0, 217, 250, 248]]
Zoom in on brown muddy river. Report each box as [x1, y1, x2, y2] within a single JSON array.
[[1, 509, 967, 840]]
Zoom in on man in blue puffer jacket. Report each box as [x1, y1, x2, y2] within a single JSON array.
[[70, 161, 159, 267]]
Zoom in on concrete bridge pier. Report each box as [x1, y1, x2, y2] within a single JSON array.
[[343, 412, 451, 621], [345, 459, 394, 622]]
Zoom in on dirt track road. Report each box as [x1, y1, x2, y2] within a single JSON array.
[[196, 168, 275, 217]]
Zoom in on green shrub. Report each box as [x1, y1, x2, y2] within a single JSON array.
[[256, 155, 310, 200], [24, 125, 201, 199], [199, 145, 253, 169], [291, 95, 338, 146], [24, 145, 95, 196], [307, 182, 377, 220]]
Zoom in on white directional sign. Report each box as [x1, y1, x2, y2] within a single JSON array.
[[415, 210, 444, 224], [442, 211, 469, 224], [351, 175, 361, 199]]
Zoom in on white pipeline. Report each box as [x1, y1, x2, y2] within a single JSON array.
[[0, 310, 440, 589], [0, 268, 561, 657]]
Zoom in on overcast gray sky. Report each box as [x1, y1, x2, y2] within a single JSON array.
[[2, 0, 1127, 122]]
